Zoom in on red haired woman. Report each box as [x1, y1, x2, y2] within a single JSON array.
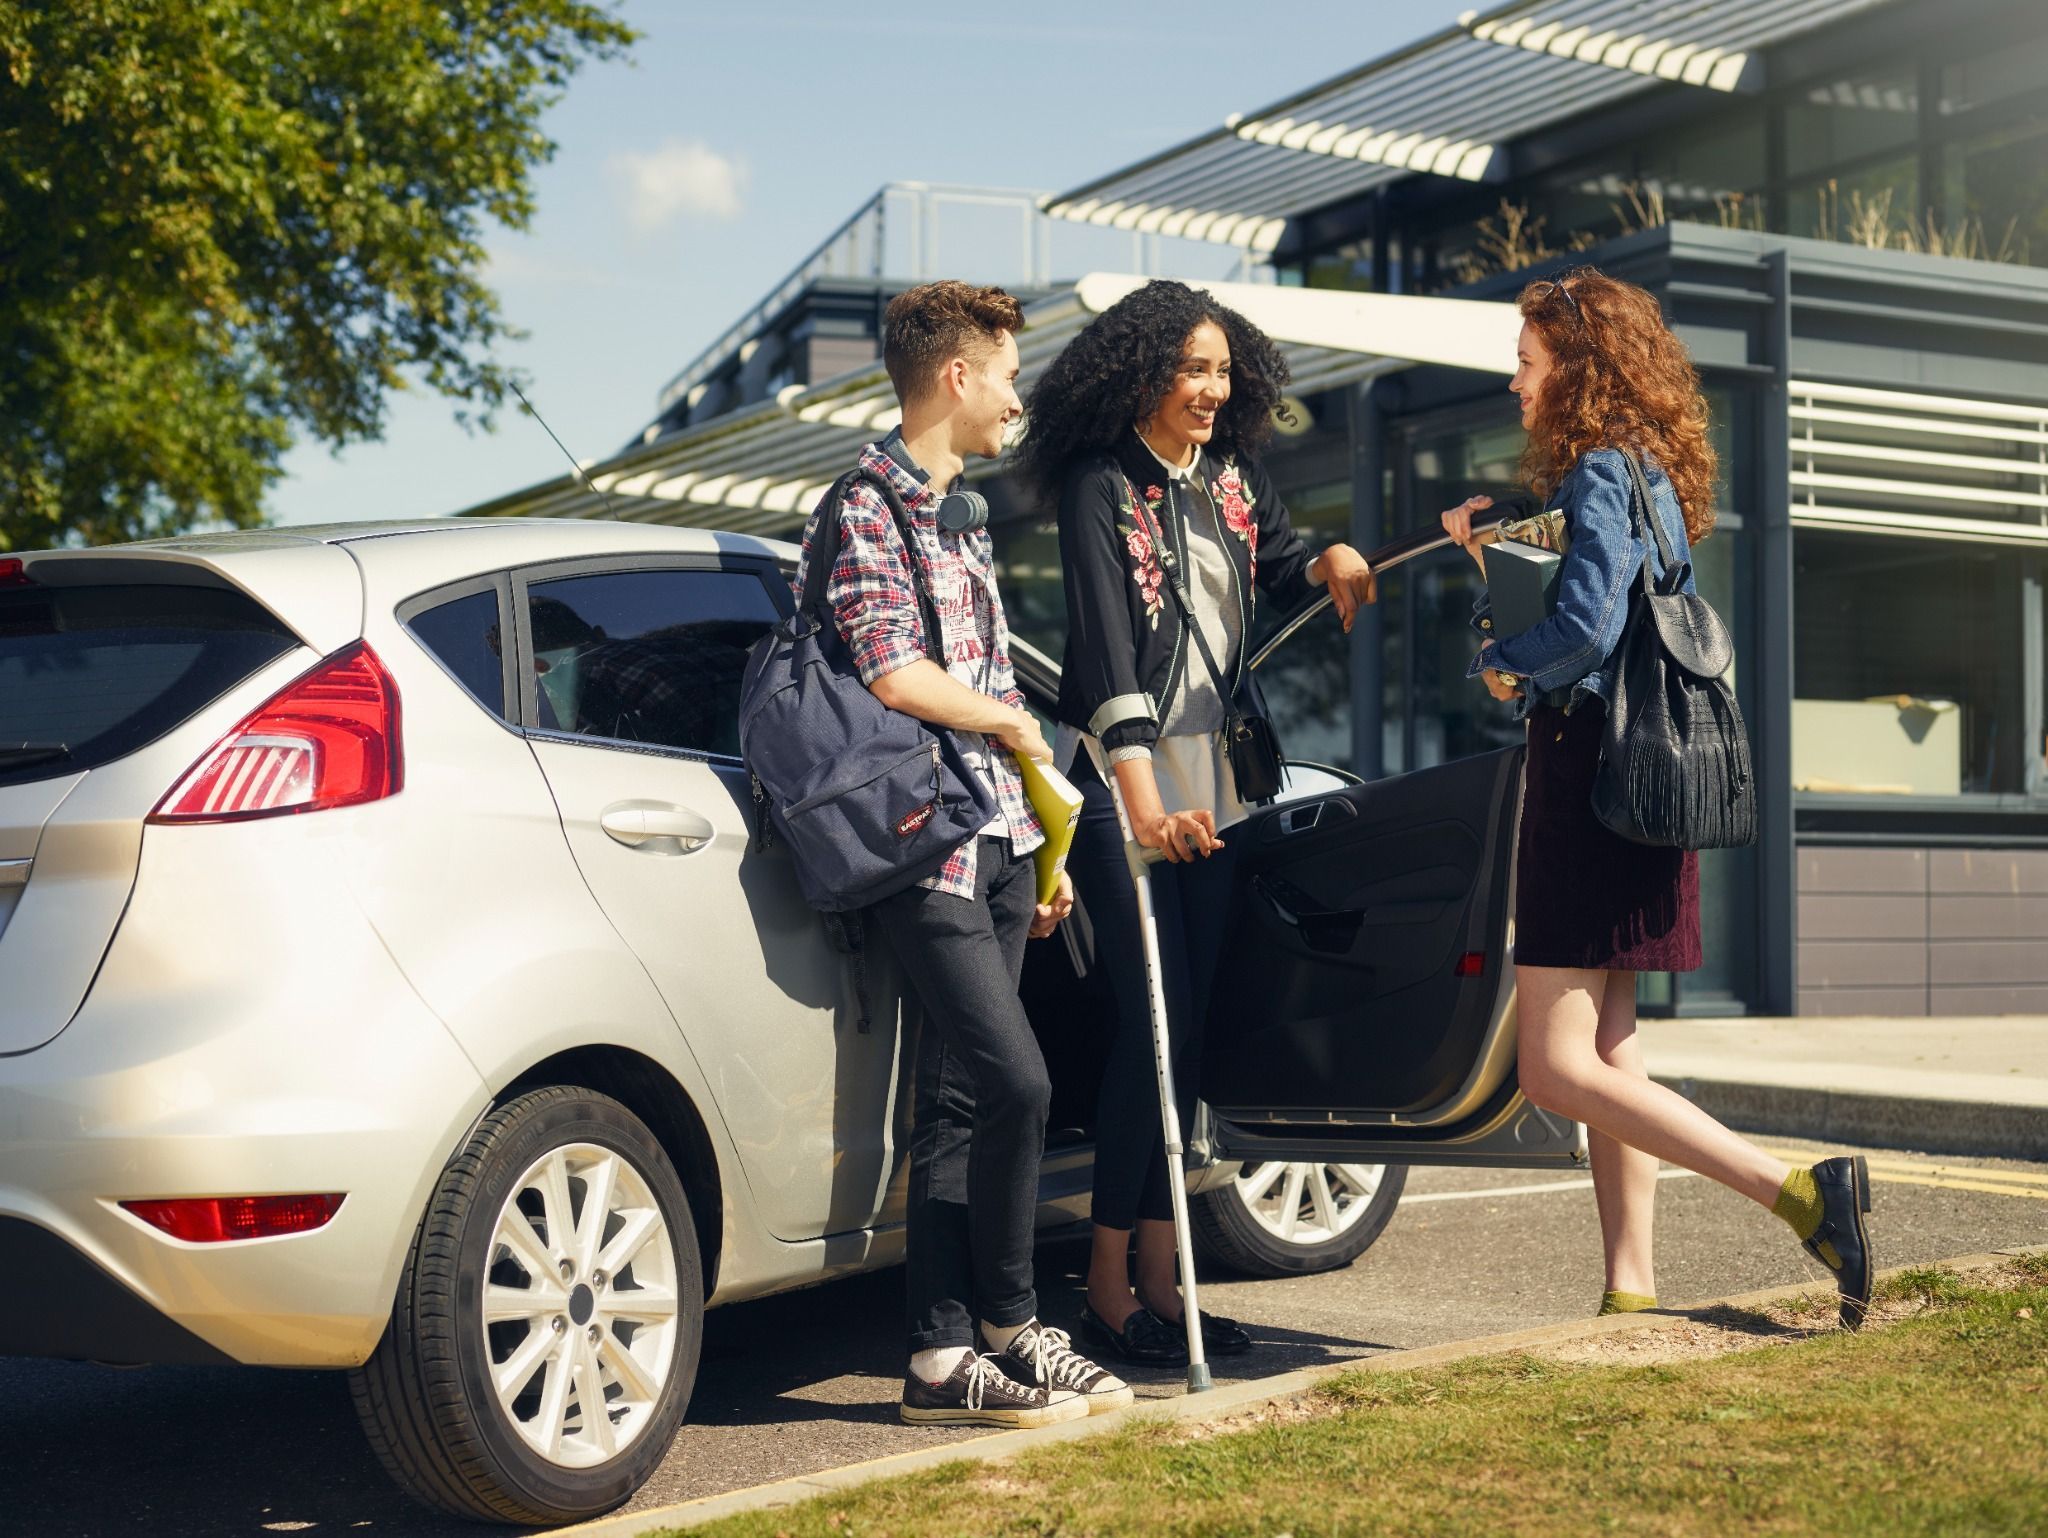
[[1442, 268, 1875, 1328]]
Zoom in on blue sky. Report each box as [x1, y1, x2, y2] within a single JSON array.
[[272, 0, 1482, 526]]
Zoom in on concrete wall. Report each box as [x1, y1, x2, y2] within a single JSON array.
[[1798, 845, 2048, 1015]]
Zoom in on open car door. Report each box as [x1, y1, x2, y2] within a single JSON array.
[[1203, 523, 1581, 1171], [1201, 742, 1580, 1168]]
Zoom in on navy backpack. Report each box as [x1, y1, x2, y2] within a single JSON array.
[[740, 467, 998, 913]]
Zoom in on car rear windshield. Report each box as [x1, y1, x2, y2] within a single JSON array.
[[0, 580, 300, 787]]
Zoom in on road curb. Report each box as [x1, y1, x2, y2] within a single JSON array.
[[1654, 1074, 2048, 1163], [558, 1244, 2045, 1538]]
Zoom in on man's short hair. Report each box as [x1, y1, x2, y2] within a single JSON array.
[[882, 281, 1025, 406]]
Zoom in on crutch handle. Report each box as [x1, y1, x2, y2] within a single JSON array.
[[1124, 836, 1168, 877]]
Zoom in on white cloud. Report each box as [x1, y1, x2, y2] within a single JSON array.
[[612, 139, 748, 229]]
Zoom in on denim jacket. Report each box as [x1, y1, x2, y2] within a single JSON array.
[[1467, 447, 1695, 717]]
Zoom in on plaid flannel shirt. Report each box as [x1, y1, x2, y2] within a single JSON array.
[[793, 441, 1043, 899]]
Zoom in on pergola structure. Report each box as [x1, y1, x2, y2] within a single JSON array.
[[457, 278, 1522, 535], [1040, 0, 1899, 257]]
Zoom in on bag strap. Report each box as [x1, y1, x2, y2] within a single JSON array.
[[1618, 449, 1681, 585], [799, 464, 944, 661], [1123, 476, 1243, 721]]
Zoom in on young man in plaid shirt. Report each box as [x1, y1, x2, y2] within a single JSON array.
[[794, 281, 1129, 1426]]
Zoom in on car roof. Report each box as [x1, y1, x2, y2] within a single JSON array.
[[114, 517, 795, 560], [21, 519, 801, 654]]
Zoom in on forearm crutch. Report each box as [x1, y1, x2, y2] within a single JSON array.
[[1104, 775, 1212, 1394]]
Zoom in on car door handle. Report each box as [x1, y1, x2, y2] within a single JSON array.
[[1267, 798, 1357, 840], [599, 803, 714, 852]]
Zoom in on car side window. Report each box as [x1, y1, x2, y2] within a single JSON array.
[[524, 567, 778, 758], [406, 588, 509, 721]]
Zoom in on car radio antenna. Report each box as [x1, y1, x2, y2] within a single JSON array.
[[508, 380, 621, 521]]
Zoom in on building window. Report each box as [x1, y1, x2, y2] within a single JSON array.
[[1793, 532, 2027, 798], [1399, 413, 1528, 771], [1938, 30, 2048, 116], [1784, 67, 1921, 181], [1939, 115, 2048, 264]]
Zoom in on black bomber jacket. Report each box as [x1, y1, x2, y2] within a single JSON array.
[[1054, 431, 1318, 753]]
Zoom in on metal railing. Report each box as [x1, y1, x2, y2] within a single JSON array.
[[654, 181, 1272, 418]]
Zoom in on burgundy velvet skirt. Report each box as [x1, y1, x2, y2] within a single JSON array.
[[1515, 699, 1701, 973]]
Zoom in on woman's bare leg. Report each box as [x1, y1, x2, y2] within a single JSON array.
[[1085, 1223, 1141, 1330], [1132, 1219, 1184, 1318], [1517, 963, 1788, 1209], [1588, 970, 1660, 1297]]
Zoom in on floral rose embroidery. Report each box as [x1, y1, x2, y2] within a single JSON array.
[[1212, 462, 1259, 581], [1118, 481, 1167, 627]]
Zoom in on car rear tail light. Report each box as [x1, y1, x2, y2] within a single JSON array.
[[1454, 952, 1486, 977], [149, 641, 402, 823], [121, 1194, 345, 1243], [0, 557, 32, 586]]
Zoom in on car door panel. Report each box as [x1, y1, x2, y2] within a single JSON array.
[[513, 558, 908, 1244], [1204, 745, 1522, 1117], [1203, 735, 1578, 1168]]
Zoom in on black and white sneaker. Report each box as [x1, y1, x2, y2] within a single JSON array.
[[991, 1320, 1135, 1415], [900, 1351, 1089, 1428]]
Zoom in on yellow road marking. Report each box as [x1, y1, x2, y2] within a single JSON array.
[[1871, 1172, 2048, 1201], [1754, 1147, 2048, 1202]]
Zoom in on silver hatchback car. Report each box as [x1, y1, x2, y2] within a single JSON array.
[[0, 519, 1576, 1523]]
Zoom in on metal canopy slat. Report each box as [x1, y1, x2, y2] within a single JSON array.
[[465, 280, 1520, 534], [1044, 0, 1902, 242]]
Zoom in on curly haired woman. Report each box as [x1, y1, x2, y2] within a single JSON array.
[[1018, 279, 1376, 1365], [1441, 267, 1875, 1328]]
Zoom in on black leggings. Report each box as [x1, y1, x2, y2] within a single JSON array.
[[1067, 754, 1242, 1231]]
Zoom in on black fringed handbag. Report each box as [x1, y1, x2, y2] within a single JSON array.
[[1589, 452, 1758, 850]]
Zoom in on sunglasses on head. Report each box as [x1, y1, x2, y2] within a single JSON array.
[[1531, 270, 1594, 332]]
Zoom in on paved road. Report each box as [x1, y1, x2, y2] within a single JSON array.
[[8, 1139, 2045, 1537]]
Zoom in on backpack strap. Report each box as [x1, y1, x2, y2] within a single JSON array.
[[798, 464, 944, 661], [1618, 449, 1681, 591]]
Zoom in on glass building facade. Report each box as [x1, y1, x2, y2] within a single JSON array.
[[988, 1, 2048, 1017]]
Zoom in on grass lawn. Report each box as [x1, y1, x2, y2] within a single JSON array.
[[673, 1257, 2048, 1538]]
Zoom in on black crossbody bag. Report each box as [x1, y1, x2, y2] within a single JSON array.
[[1128, 479, 1286, 804]]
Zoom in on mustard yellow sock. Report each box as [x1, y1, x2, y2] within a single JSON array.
[[1598, 1290, 1658, 1316], [1773, 1167, 1824, 1241]]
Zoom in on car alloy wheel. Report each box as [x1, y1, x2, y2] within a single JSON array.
[[483, 1141, 682, 1467], [1191, 1159, 1408, 1278], [352, 1086, 703, 1524], [1233, 1161, 1386, 1247]]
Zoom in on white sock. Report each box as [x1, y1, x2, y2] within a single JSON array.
[[910, 1346, 972, 1385], [981, 1318, 1031, 1354]]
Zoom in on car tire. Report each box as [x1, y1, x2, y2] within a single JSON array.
[[1191, 1160, 1407, 1278], [349, 1086, 703, 1525]]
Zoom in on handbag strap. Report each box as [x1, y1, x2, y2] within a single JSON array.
[[799, 465, 944, 662], [1123, 476, 1244, 721]]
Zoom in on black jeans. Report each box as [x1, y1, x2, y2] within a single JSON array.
[[871, 837, 1049, 1352], [1068, 754, 1243, 1231]]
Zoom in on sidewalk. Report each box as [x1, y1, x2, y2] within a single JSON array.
[[1640, 1014, 2048, 1161]]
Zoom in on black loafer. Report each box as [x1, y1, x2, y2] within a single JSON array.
[[1804, 1156, 1875, 1330], [1078, 1304, 1187, 1366], [1153, 1308, 1254, 1356]]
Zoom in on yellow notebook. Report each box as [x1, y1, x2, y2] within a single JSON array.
[[1018, 755, 1084, 905]]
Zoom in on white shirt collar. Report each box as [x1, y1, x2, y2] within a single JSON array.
[[1141, 438, 1203, 484]]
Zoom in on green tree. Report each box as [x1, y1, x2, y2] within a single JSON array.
[[0, 0, 634, 550]]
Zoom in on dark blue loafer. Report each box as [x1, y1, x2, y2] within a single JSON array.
[[1804, 1156, 1875, 1330]]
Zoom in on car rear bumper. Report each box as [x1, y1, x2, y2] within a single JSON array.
[[0, 1218, 236, 1365], [0, 820, 490, 1368]]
